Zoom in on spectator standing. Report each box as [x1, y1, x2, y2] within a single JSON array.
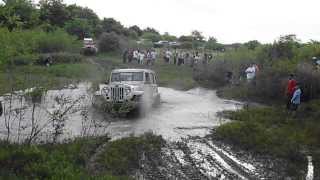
[[286, 74, 297, 110], [165, 49, 172, 64], [173, 51, 178, 65], [151, 50, 157, 65], [139, 51, 145, 65], [128, 49, 133, 63], [178, 52, 184, 66], [133, 50, 139, 62], [291, 84, 302, 113], [122, 49, 128, 63], [245, 64, 256, 82], [146, 50, 152, 65]]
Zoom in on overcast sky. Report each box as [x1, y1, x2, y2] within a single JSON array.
[[62, 0, 319, 43]]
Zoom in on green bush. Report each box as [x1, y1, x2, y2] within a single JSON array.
[[216, 106, 320, 161], [98, 32, 121, 53], [0, 137, 127, 179], [99, 133, 165, 176], [37, 53, 84, 65], [0, 28, 81, 66], [10, 54, 38, 66], [36, 29, 81, 53]]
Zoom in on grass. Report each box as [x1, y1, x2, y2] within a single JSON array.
[[215, 100, 320, 176], [0, 136, 129, 179], [0, 52, 197, 94], [97, 133, 165, 176], [0, 133, 164, 179], [0, 61, 106, 94]]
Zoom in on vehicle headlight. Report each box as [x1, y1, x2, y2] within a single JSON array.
[[102, 87, 110, 94], [125, 87, 131, 94]]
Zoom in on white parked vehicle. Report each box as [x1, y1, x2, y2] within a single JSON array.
[[94, 69, 160, 111], [82, 38, 98, 55]]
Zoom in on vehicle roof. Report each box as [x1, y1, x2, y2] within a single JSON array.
[[111, 69, 156, 73]]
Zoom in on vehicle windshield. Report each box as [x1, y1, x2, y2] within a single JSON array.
[[111, 72, 144, 82]]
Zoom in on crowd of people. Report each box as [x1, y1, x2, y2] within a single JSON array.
[[122, 48, 214, 67], [122, 49, 157, 65]]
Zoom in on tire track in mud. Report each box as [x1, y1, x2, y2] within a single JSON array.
[[138, 137, 260, 180]]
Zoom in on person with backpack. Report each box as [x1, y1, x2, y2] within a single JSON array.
[[285, 74, 297, 110]]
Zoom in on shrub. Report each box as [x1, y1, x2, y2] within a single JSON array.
[[36, 29, 81, 53], [37, 53, 84, 65], [0, 28, 81, 65], [216, 107, 310, 161], [99, 133, 165, 176], [10, 54, 38, 66], [98, 32, 120, 53], [296, 63, 320, 101]]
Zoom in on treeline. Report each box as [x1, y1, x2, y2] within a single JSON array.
[[0, 0, 227, 53]]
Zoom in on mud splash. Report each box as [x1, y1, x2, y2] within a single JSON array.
[[105, 87, 242, 140]]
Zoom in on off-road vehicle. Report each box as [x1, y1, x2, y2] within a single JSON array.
[[94, 69, 160, 114]]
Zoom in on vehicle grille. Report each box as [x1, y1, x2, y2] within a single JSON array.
[[111, 87, 124, 102]]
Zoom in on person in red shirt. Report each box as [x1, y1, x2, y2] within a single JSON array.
[[286, 74, 297, 110]]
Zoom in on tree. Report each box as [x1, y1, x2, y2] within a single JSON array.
[[39, 0, 70, 27], [162, 32, 177, 41], [64, 18, 92, 39], [98, 32, 120, 52], [0, 0, 39, 30], [191, 30, 205, 49], [244, 40, 260, 50], [205, 36, 223, 51], [100, 18, 125, 35], [271, 34, 301, 59], [141, 32, 161, 42], [143, 27, 159, 35], [179, 35, 193, 42], [66, 4, 99, 37], [191, 30, 204, 41], [129, 25, 142, 36]]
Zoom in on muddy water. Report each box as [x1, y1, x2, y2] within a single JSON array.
[[107, 87, 242, 140], [0, 84, 241, 142]]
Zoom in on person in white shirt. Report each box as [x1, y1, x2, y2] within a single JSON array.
[[151, 50, 157, 65], [165, 50, 172, 64], [139, 51, 145, 65], [245, 64, 256, 82], [133, 50, 139, 62]]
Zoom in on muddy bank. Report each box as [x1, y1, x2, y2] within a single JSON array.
[[102, 135, 304, 179]]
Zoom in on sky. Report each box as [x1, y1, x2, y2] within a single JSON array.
[[64, 0, 319, 43]]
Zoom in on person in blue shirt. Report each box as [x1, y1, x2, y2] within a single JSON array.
[[291, 84, 302, 111]]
